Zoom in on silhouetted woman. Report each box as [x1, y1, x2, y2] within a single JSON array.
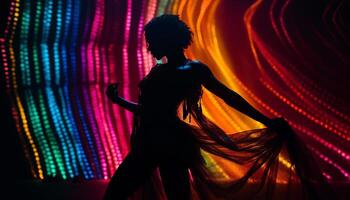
[[103, 15, 334, 200]]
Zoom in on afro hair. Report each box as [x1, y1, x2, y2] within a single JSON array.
[[144, 14, 193, 51]]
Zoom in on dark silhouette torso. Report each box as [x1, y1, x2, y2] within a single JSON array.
[[134, 61, 201, 166], [138, 62, 199, 121]]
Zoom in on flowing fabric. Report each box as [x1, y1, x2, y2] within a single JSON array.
[[126, 62, 335, 200]]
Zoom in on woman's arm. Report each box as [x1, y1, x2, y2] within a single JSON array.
[[106, 83, 141, 114], [192, 61, 271, 126], [113, 96, 141, 114]]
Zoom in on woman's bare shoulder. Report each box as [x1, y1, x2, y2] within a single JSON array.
[[187, 60, 213, 78]]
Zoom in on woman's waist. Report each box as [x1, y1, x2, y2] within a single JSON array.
[[134, 121, 194, 140], [139, 115, 181, 126], [140, 109, 180, 119]]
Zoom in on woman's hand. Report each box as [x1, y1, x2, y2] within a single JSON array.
[[106, 83, 120, 103], [105, 83, 140, 114]]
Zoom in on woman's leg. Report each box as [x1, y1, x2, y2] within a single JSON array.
[[103, 149, 157, 200], [159, 161, 191, 200]]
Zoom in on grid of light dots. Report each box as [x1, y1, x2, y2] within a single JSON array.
[[1, 0, 349, 181]]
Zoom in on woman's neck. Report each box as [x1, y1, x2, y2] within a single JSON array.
[[166, 51, 188, 66]]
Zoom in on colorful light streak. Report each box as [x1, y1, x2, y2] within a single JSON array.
[[1, 0, 44, 179], [1, 0, 349, 183]]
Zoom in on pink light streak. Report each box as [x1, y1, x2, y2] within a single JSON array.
[[122, 0, 133, 135]]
